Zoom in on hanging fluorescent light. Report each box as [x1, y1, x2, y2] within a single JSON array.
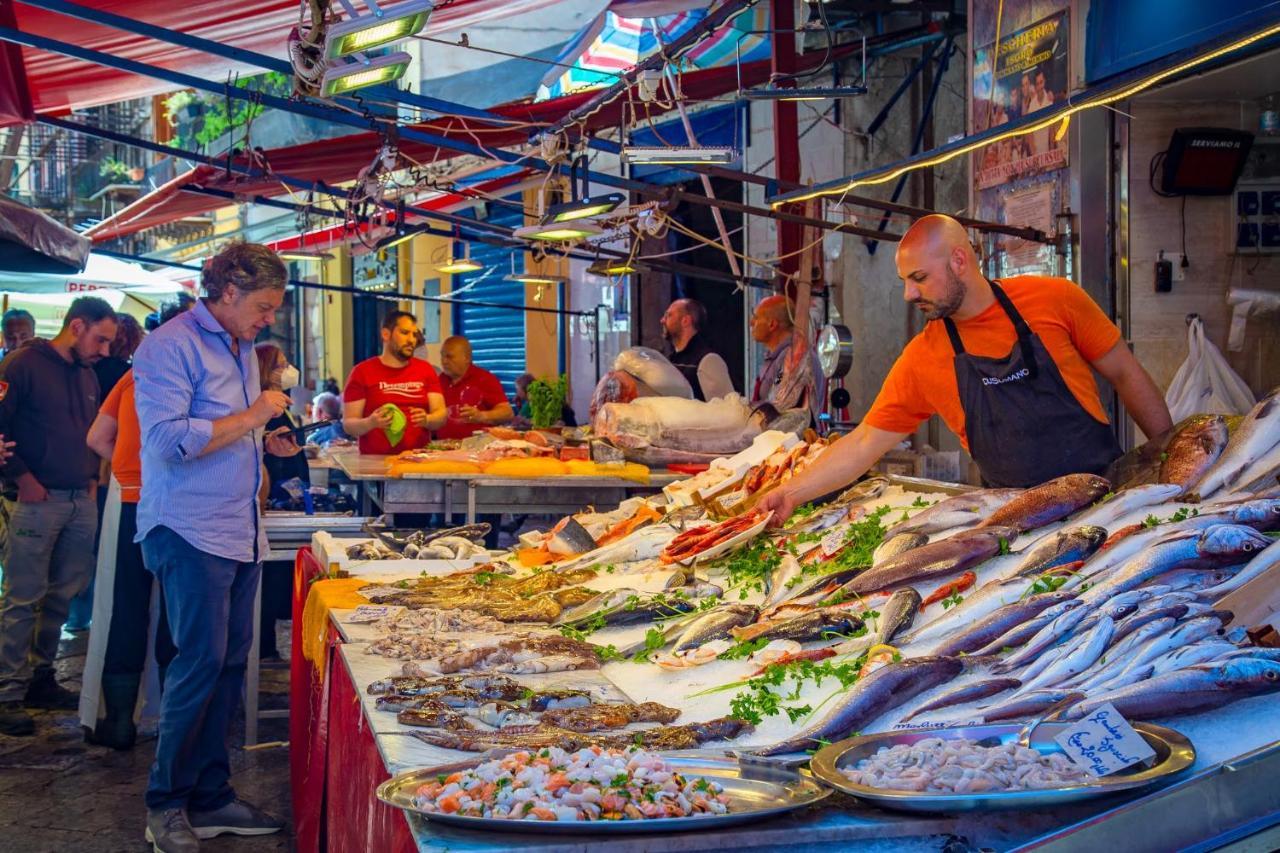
[[543, 192, 625, 223], [740, 85, 868, 101], [513, 220, 603, 242], [377, 228, 422, 251], [277, 249, 335, 262], [324, 0, 434, 59], [622, 146, 739, 165], [437, 243, 482, 274], [320, 51, 412, 97], [504, 271, 567, 285], [588, 259, 645, 276]]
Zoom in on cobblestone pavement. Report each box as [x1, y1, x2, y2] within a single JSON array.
[[0, 629, 294, 853]]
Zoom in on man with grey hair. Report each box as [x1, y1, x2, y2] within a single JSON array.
[[1, 308, 35, 359], [133, 242, 296, 851], [660, 298, 735, 401]]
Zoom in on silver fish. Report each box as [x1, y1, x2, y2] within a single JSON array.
[[1064, 617, 1178, 690], [1063, 658, 1280, 721], [969, 599, 1083, 658], [782, 477, 890, 534], [762, 554, 805, 610], [901, 576, 1035, 650], [1191, 388, 1280, 499], [882, 489, 1022, 538], [1068, 484, 1184, 531], [900, 678, 1022, 722], [1089, 615, 1225, 693], [994, 602, 1094, 672], [672, 605, 759, 653], [938, 593, 1078, 657], [872, 533, 929, 566], [838, 526, 1018, 596], [1016, 617, 1115, 694], [1198, 537, 1280, 600], [1142, 641, 1240, 679], [834, 588, 922, 655], [1012, 525, 1108, 578], [1221, 442, 1280, 497], [556, 523, 678, 569], [980, 688, 1081, 722]]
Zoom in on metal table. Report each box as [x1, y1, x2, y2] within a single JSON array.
[[328, 449, 682, 523]]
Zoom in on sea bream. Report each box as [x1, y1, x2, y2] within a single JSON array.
[[1159, 415, 1229, 492], [833, 526, 1018, 597], [882, 489, 1022, 538], [1191, 388, 1279, 499], [1011, 526, 1108, 578], [979, 474, 1112, 533]]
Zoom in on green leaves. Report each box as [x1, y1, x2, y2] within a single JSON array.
[[528, 375, 568, 429], [941, 592, 965, 610], [717, 637, 770, 661]]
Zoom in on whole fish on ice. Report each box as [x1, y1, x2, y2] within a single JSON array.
[[1191, 388, 1279, 499], [980, 474, 1111, 533], [882, 489, 1022, 538]]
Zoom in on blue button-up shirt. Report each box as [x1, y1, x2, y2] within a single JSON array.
[[134, 300, 266, 562]]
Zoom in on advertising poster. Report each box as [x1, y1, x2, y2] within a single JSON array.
[[972, 10, 1070, 190]]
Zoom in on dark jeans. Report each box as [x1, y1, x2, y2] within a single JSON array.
[[258, 560, 292, 659], [141, 525, 260, 812], [103, 502, 175, 677]]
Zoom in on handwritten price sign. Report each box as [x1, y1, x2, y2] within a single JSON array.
[[1054, 703, 1157, 776]]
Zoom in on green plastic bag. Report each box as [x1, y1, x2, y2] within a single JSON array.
[[379, 403, 407, 447]]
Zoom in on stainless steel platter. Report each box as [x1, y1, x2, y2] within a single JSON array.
[[809, 722, 1195, 813], [376, 751, 831, 834]]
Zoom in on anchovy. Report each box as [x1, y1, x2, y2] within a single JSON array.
[[882, 489, 1023, 538], [936, 592, 1077, 657], [872, 533, 930, 566], [980, 474, 1112, 533], [833, 588, 921, 655], [1012, 526, 1108, 578], [836, 527, 1018, 597], [1063, 658, 1280, 721], [672, 605, 759, 652], [1016, 616, 1115, 694], [756, 656, 966, 755], [901, 678, 1023, 722]]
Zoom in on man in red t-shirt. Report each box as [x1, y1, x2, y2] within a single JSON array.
[[342, 311, 447, 454], [436, 336, 515, 440]]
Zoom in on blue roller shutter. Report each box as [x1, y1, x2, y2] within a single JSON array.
[[452, 198, 526, 399]]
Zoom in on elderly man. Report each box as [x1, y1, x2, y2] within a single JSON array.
[[133, 242, 296, 851], [0, 297, 116, 736], [749, 294, 825, 423], [0, 308, 35, 359], [660, 298, 735, 401], [436, 335, 514, 440], [760, 214, 1171, 523]]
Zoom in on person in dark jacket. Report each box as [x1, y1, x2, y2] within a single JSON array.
[[660, 298, 735, 401], [0, 296, 117, 736]]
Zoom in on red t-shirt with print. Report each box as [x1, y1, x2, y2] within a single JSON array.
[[343, 357, 442, 454]]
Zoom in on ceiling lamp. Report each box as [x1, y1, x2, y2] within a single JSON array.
[[437, 244, 482, 274], [502, 256, 566, 285], [377, 226, 424, 251], [622, 146, 739, 165], [588, 259, 644, 276], [544, 193, 625, 223], [277, 249, 335, 262], [513, 220, 603, 242], [740, 85, 867, 101], [324, 0, 434, 59], [320, 52, 413, 97]]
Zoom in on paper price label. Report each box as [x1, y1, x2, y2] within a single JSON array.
[[345, 605, 400, 624], [1053, 703, 1156, 776], [820, 527, 846, 557]]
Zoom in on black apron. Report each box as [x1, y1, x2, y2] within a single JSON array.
[[667, 333, 716, 402], [944, 282, 1122, 488]]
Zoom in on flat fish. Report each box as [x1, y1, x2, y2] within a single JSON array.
[[882, 489, 1022, 538], [980, 474, 1112, 533], [836, 527, 1018, 596]]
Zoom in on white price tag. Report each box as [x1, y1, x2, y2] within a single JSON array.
[[1053, 703, 1157, 776], [820, 527, 846, 558], [345, 605, 400, 624]]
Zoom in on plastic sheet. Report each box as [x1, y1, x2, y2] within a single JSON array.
[[1227, 287, 1280, 352], [0, 194, 90, 274]]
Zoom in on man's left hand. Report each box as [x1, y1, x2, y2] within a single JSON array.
[[265, 426, 301, 458], [458, 405, 484, 423]]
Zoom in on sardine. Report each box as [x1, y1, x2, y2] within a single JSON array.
[[1191, 388, 1280, 499], [900, 678, 1023, 721], [1160, 415, 1230, 491], [833, 588, 921, 655], [1016, 616, 1114, 694], [1063, 658, 1280, 721], [672, 605, 759, 652], [882, 489, 1022, 538], [872, 533, 929, 566], [1068, 484, 1184, 531], [1012, 526, 1108, 578], [937, 592, 1078, 657], [836, 527, 1018, 596], [980, 474, 1112, 533], [756, 656, 966, 755]]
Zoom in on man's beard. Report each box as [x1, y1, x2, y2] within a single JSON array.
[[661, 324, 672, 342], [912, 268, 966, 321]]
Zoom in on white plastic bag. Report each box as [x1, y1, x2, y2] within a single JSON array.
[[1165, 317, 1256, 421]]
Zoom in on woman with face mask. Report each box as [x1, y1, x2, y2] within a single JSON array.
[[253, 343, 307, 661]]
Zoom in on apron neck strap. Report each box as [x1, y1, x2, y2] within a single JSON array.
[[942, 280, 1040, 379]]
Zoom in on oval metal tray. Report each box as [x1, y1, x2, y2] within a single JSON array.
[[808, 722, 1195, 813], [377, 751, 831, 834]]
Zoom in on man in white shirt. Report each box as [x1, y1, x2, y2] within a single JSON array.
[[660, 298, 736, 401]]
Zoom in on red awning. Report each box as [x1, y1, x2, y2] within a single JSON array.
[[9, 0, 561, 117], [84, 45, 853, 243]]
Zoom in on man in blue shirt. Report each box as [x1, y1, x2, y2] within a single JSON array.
[[133, 242, 297, 853]]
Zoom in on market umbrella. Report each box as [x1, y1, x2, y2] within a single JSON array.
[[0, 252, 183, 295], [0, 193, 90, 274], [536, 1, 769, 101]]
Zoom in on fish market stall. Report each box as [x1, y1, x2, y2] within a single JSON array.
[[290, 392, 1280, 852]]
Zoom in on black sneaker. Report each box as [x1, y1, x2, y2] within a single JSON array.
[[144, 808, 199, 853], [24, 670, 79, 710], [187, 798, 283, 839], [0, 701, 35, 736]]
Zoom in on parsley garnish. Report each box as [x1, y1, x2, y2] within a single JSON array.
[[941, 592, 965, 610], [717, 637, 769, 661]]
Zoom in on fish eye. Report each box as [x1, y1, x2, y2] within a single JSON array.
[[1243, 543, 1256, 552], [1267, 671, 1278, 681]]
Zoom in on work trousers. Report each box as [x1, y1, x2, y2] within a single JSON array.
[[142, 525, 260, 812], [0, 488, 97, 702]]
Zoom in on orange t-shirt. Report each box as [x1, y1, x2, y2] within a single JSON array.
[[101, 369, 142, 503], [864, 275, 1122, 450]]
